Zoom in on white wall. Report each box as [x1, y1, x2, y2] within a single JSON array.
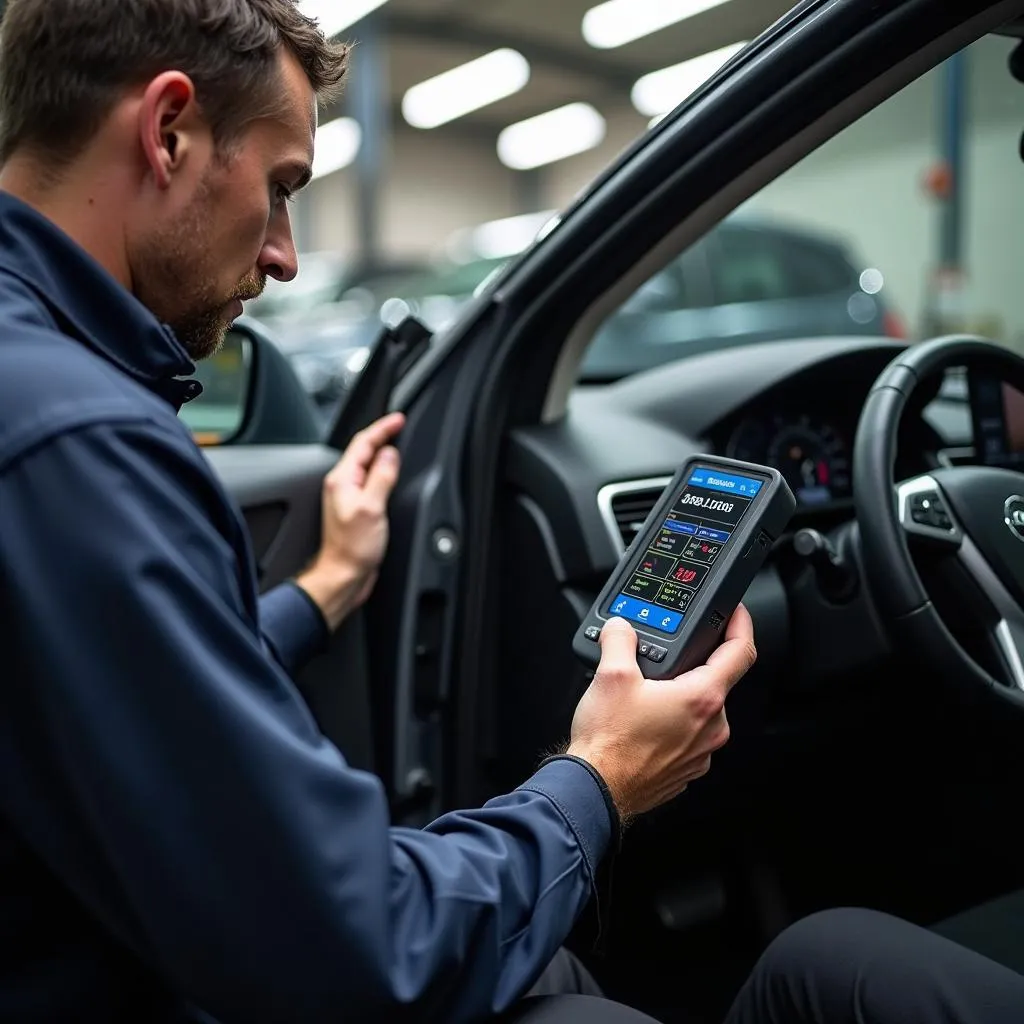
[[301, 128, 520, 260], [743, 35, 1024, 344]]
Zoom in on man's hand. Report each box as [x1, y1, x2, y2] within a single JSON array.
[[297, 413, 405, 631], [567, 606, 756, 820]]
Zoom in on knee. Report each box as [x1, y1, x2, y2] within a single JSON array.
[[756, 907, 895, 979]]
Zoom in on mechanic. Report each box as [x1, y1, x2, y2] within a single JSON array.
[[0, 2, 757, 1022]]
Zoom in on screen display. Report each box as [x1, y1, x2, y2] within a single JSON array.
[[972, 374, 1024, 468], [606, 466, 763, 636]]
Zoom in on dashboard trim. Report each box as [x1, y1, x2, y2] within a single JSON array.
[[597, 477, 673, 557]]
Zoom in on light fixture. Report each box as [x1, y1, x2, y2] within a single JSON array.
[[312, 117, 362, 180], [298, 0, 390, 38], [474, 210, 559, 260], [402, 49, 531, 129], [583, 0, 732, 49], [497, 103, 606, 171], [631, 42, 748, 117], [444, 209, 557, 262]]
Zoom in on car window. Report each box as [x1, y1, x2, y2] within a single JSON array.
[[710, 229, 857, 305], [578, 33, 1023, 381], [619, 256, 703, 313]]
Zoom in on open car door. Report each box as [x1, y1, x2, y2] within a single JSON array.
[[184, 316, 431, 817]]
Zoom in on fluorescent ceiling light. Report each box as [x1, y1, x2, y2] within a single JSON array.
[[497, 103, 606, 171], [403, 49, 531, 129], [631, 42, 748, 117], [583, 0, 732, 49], [444, 209, 557, 262], [471, 210, 559, 260], [298, 0, 389, 38], [312, 117, 362, 180]]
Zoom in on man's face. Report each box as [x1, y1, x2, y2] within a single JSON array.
[[131, 51, 315, 360]]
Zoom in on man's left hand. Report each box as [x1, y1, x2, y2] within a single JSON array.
[[297, 412, 405, 630]]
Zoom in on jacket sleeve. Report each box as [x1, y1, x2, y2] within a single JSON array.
[[0, 418, 611, 1024], [258, 581, 330, 677]]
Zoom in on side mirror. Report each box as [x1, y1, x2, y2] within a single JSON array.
[[178, 329, 251, 445], [178, 318, 323, 446]]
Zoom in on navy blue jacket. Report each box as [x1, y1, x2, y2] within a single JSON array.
[[0, 193, 613, 1022]]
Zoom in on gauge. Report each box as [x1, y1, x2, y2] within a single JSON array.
[[766, 415, 850, 506], [725, 416, 771, 465]]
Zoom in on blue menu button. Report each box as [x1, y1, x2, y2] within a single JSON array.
[[608, 594, 683, 634]]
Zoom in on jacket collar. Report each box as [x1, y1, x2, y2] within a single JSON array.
[[0, 191, 202, 409]]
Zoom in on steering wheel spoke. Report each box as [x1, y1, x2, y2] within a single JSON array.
[[956, 534, 1024, 691], [897, 474, 963, 550]]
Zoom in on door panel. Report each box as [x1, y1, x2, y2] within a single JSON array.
[[201, 443, 378, 774], [203, 445, 335, 587]]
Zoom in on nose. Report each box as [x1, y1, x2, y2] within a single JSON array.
[[258, 208, 299, 283]]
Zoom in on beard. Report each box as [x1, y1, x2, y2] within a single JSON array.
[[131, 173, 266, 361]]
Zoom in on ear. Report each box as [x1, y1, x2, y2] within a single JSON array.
[[138, 71, 200, 190]]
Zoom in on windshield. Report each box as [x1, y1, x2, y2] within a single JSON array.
[[577, 34, 1021, 380]]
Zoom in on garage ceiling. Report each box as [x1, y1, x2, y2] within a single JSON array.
[[335, 0, 796, 137]]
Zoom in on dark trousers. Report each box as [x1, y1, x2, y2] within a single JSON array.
[[725, 907, 1024, 1024], [498, 949, 661, 1023]]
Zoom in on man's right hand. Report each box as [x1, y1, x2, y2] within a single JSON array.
[[567, 606, 756, 819]]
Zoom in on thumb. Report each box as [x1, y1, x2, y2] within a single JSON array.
[[364, 446, 401, 505], [597, 617, 639, 675]]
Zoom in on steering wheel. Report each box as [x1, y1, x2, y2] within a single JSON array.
[[854, 336, 1024, 711]]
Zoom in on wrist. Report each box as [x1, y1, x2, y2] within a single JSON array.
[[295, 556, 364, 632], [538, 751, 626, 850], [565, 742, 637, 826]]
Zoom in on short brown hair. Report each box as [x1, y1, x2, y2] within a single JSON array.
[[0, 0, 349, 165]]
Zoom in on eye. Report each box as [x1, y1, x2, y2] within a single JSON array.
[[274, 183, 296, 205]]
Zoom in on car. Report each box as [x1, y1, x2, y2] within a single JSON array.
[[179, 1, 1024, 1018], [248, 213, 905, 419]]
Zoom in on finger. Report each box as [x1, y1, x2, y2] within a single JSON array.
[[364, 446, 401, 506], [723, 603, 754, 645], [335, 414, 406, 485], [596, 617, 639, 678], [704, 604, 756, 691]]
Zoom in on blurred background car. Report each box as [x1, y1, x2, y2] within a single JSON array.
[[248, 211, 906, 418]]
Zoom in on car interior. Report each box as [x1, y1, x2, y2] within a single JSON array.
[[186, 0, 1024, 1020]]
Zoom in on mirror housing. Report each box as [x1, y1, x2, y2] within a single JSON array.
[[179, 317, 323, 447]]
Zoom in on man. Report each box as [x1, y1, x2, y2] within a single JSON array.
[[0, 2, 756, 1022]]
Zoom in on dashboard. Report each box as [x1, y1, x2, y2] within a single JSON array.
[[724, 411, 851, 508], [494, 335, 970, 789], [506, 337, 956, 582]]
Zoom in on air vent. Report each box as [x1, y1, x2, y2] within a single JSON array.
[[598, 478, 672, 553]]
